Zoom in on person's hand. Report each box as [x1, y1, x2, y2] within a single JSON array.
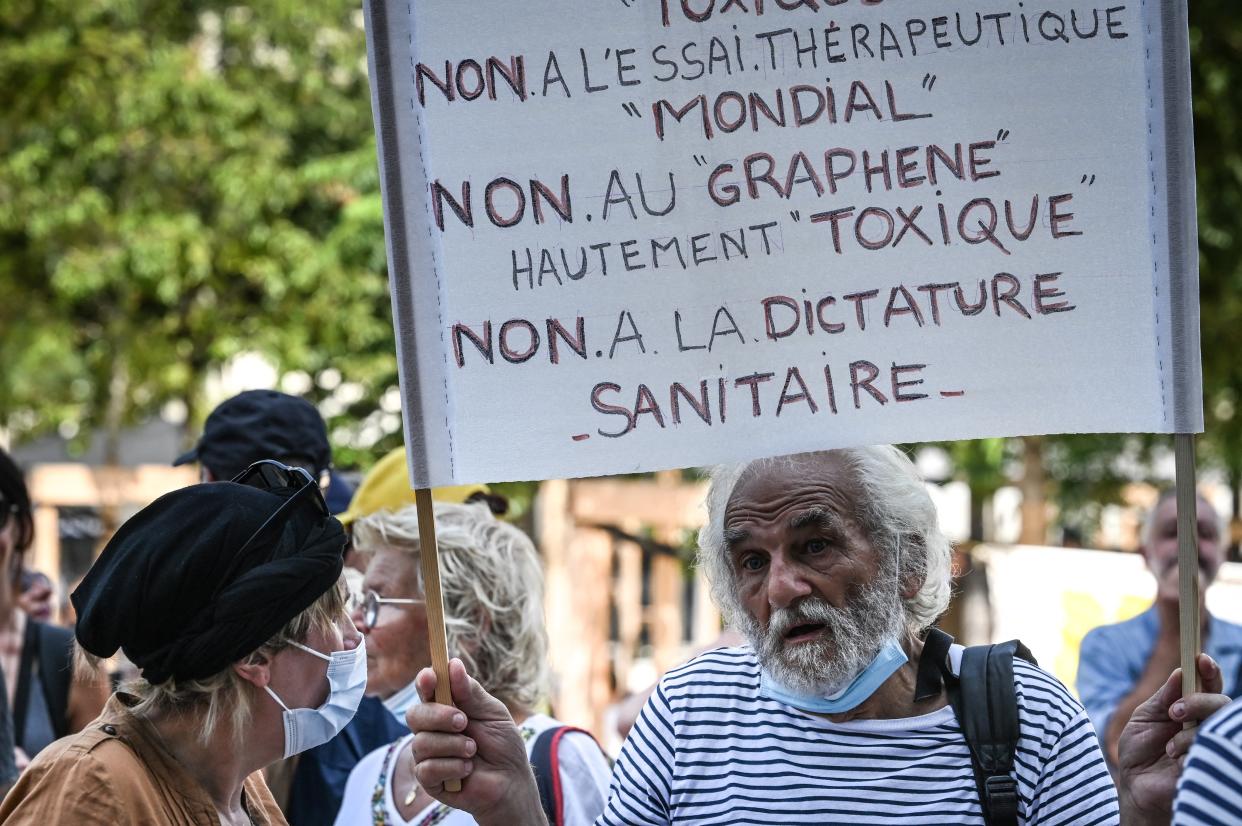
[[407, 659, 544, 826], [14, 747, 29, 772], [1117, 653, 1230, 826]]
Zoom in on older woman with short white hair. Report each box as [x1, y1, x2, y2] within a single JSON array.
[[334, 502, 610, 826]]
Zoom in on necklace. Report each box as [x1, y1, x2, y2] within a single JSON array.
[[372, 725, 539, 826], [372, 739, 451, 826], [403, 744, 419, 807]]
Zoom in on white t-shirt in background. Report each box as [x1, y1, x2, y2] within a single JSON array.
[[334, 713, 611, 826]]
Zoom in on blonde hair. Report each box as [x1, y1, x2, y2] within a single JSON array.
[[109, 579, 348, 745], [352, 502, 549, 712]]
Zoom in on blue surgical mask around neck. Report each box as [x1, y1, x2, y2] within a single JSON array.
[[382, 678, 421, 728], [759, 638, 908, 714]]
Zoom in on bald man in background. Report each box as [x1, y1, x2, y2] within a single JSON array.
[[1079, 490, 1242, 768]]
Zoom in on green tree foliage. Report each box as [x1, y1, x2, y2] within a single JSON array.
[[1, 2, 1239, 511], [935, 438, 1012, 542], [1189, 3, 1242, 518], [0, 0, 395, 461]]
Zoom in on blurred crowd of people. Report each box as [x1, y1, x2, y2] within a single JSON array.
[[0, 389, 1239, 824]]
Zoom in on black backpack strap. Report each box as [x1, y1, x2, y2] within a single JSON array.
[[35, 621, 74, 739], [946, 640, 1036, 826], [0, 662, 15, 787], [11, 618, 39, 746], [916, 627, 955, 701], [532, 725, 600, 826]]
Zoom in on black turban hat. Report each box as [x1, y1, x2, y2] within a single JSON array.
[[72, 481, 345, 685]]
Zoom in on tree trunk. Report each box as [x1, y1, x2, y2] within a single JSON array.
[[969, 488, 987, 542], [1229, 465, 1241, 562], [1018, 435, 1048, 545], [181, 348, 210, 451], [103, 362, 126, 468], [96, 358, 130, 553]]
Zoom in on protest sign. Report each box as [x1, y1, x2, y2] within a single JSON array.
[[364, 0, 1200, 488]]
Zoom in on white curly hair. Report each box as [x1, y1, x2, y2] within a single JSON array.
[[698, 445, 953, 638], [352, 502, 549, 712]]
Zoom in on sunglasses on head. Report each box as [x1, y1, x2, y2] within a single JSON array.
[[229, 460, 331, 558], [232, 461, 324, 504]]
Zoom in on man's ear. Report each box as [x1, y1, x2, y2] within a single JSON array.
[[233, 650, 273, 690], [897, 547, 923, 601]]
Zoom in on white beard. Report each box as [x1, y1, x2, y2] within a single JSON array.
[[739, 570, 906, 697]]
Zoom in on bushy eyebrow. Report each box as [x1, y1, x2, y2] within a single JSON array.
[[722, 507, 844, 556], [722, 526, 749, 552], [789, 507, 841, 533]]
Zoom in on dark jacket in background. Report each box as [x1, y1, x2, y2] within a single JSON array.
[[285, 695, 407, 825], [0, 663, 18, 791]]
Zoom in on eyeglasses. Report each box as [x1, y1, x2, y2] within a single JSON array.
[[360, 589, 422, 629], [229, 460, 331, 561]]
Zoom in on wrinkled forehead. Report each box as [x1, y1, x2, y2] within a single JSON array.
[[1152, 494, 1220, 533], [724, 453, 862, 527], [362, 545, 422, 591]]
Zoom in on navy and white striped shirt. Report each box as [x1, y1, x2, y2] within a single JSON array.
[[1174, 698, 1242, 824], [600, 646, 1118, 825]]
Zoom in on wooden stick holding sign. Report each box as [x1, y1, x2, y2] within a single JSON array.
[[1174, 434, 1202, 706], [414, 487, 461, 793]]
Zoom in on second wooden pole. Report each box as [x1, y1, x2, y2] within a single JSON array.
[[414, 487, 462, 793], [1174, 433, 1202, 702]]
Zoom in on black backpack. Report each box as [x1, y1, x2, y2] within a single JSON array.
[[918, 628, 1037, 826]]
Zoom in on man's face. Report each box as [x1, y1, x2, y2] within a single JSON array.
[[1144, 496, 1223, 602], [722, 454, 904, 695]]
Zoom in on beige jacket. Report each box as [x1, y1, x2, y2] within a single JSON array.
[[0, 693, 286, 824]]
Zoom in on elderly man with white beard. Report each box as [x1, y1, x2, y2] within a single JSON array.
[[403, 446, 1120, 825]]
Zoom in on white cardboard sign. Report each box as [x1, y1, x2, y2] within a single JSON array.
[[364, 0, 1201, 486]]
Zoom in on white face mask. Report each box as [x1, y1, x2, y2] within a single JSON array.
[[265, 638, 367, 758], [382, 679, 421, 727]]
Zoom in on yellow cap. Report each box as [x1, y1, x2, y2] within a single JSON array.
[[337, 447, 489, 527]]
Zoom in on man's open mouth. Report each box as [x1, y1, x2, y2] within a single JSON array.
[[783, 622, 827, 643]]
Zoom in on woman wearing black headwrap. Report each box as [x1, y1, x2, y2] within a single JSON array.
[[0, 463, 367, 826]]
